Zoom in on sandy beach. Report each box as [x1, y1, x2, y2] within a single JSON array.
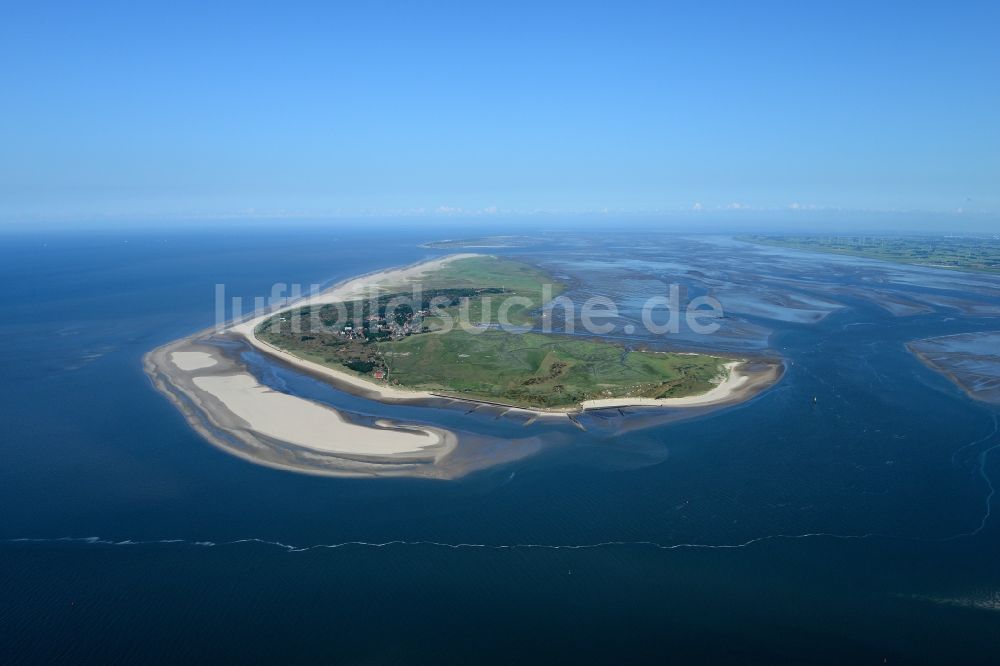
[[226, 253, 476, 402], [579, 361, 750, 410], [144, 337, 463, 479], [228, 253, 479, 340], [141, 255, 525, 478]]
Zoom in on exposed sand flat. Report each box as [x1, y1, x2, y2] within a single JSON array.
[[579, 362, 751, 410], [170, 351, 218, 371], [192, 373, 441, 455]]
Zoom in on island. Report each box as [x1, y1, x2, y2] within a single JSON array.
[[145, 254, 782, 478], [254, 255, 735, 409]]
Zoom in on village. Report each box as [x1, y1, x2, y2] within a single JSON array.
[[257, 287, 504, 384], [336, 307, 431, 380], [337, 306, 431, 342]]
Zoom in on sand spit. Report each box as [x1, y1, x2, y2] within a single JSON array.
[[143, 255, 548, 479], [191, 374, 441, 456], [145, 338, 476, 478]]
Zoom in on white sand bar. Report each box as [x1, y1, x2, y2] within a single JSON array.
[[170, 351, 218, 371], [193, 374, 441, 455]]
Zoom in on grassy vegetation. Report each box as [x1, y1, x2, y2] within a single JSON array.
[[382, 330, 724, 408], [258, 256, 727, 409], [742, 234, 1000, 274], [416, 255, 558, 327]]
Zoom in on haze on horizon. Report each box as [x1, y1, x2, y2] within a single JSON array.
[[1, 1, 997, 231]]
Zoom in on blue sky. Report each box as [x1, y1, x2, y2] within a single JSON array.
[[1, 1, 997, 228]]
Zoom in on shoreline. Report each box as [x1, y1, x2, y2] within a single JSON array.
[[144, 337, 466, 479], [579, 361, 749, 410], [246, 332, 774, 415], [230, 254, 776, 414]]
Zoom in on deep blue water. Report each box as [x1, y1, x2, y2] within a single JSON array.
[[2, 227, 999, 664]]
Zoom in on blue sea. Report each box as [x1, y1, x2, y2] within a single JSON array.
[[2, 226, 999, 664]]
